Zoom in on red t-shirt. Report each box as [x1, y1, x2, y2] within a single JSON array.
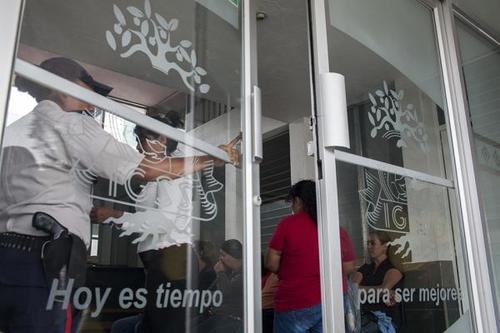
[[269, 211, 355, 312]]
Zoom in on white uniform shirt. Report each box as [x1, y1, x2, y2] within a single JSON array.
[[0, 100, 143, 246], [114, 176, 194, 252]]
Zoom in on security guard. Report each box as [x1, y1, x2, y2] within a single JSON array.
[[0, 57, 239, 332]]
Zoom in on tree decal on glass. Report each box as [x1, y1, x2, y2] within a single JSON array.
[[105, 0, 210, 94], [368, 81, 428, 152]]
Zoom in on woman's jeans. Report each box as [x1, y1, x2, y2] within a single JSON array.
[[273, 304, 322, 333]]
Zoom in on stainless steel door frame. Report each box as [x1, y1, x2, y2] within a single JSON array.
[[308, 0, 345, 331], [0, 0, 263, 332], [308, 0, 499, 332], [242, 0, 263, 332], [0, 0, 23, 150], [434, 1, 499, 331]]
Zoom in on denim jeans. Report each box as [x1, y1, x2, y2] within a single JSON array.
[[274, 304, 322, 333]]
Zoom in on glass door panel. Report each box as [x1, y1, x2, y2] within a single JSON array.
[[0, 0, 248, 332], [336, 160, 472, 332], [455, 16, 500, 316], [325, 0, 451, 179], [312, 0, 476, 331]]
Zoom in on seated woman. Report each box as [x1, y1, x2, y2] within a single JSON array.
[[351, 232, 403, 333]]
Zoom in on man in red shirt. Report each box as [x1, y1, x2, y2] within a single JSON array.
[[266, 180, 355, 333]]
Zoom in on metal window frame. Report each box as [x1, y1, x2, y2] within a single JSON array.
[[335, 150, 454, 188], [13, 59, 231, 163], [434, 1, 499, 331], [308, 0, 346, 332], [0, 0, 24, 152], [1, 1, 262, 332], [242, 0, 262, 332], [309, 0, 499, 332]]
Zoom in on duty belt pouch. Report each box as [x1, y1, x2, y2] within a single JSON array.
[[33, 212, 87, 290]]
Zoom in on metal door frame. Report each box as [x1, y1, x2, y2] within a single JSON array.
[[307, 0, 498, 332], [0, 1, 263, 332]]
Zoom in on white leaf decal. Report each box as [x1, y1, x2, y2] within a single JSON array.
[[144, 0, 152, 17], [169, 19, 179, 31], [194, 73, 201, 84], [106, 31, 117, 50], [122, 30, 131, 47], [114, 23, 123, 34], [155, 13, 169, 30], [180, 40, 192, 48], [190, 49, 197, 66], [127, 6, 144, 18], [180, 48, 190, 62], [369, 93, 377, 106], [107, 2, 211, 94], [200, 84, 210, 94], [141, 20, 149, 35], [113, 5, 126, 25], [195, 67, 207, 76]]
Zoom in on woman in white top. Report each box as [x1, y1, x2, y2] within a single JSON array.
[[93, 112, 238, 333]]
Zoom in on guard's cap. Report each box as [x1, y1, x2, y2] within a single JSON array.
[[40, 57, 113, 96]]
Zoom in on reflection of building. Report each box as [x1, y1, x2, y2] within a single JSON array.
[[1, 0, 500, 332]]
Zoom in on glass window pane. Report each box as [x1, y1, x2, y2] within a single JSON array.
[[0, 0, 244, 332], [456, 18, 500, 313], [336, 161, 473, 331], [325, 0, 451, 179]]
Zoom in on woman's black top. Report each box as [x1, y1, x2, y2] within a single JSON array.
[[358, 258, 403, 327]]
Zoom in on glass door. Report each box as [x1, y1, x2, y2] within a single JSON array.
[[309, 0, 476, 331], [0, 0, 261, 332]]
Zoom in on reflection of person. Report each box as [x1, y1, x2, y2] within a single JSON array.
[[194, 239, 243, 333], [95, 113, 239, 333], [195, 240, 218, 290], [266, 180, 323, 333], [0, 57, 239, 333], [352, 232, 403, 333]]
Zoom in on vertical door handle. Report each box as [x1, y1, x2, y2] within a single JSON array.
[[252, 85, 263, 162], [319, 73, 350, 149]]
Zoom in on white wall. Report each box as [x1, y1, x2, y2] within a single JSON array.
[[289, 117, 315, 183]]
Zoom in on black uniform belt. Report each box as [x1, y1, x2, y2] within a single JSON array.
[[0, 232, 50, 253]]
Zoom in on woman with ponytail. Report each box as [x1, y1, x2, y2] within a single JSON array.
[[266, 180, 355, 333]]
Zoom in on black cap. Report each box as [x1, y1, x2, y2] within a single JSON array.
[[40, 57, 113, 96]]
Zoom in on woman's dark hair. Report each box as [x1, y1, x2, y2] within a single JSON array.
[[287, 180, 317, 223], [221, 239, 243, 260], [134, 111, 184, 155]]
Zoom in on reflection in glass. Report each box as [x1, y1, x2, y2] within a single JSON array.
[[456, 18, 500, 311], [337, 161, 472, 332], [325, 0, 451, 179], [0, 0, 244, 332]]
